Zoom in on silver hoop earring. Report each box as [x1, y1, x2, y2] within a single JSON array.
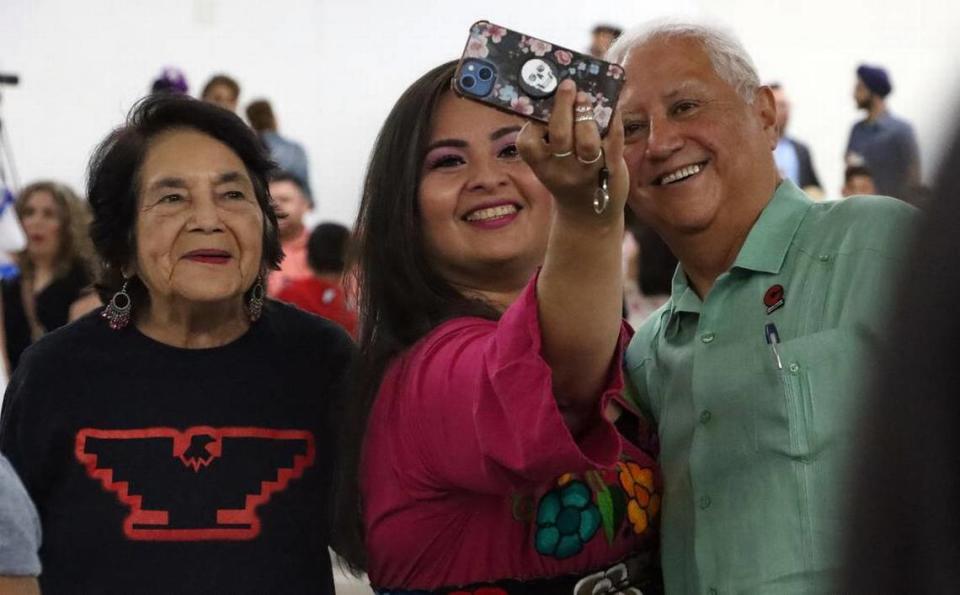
[[101, 279, 132, 330], [247, 275, 265, 322]]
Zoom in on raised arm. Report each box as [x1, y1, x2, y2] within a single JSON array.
[[517, 80, 629, 435]]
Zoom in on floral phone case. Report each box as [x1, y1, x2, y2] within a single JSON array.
[[453, 20, 625, 136]]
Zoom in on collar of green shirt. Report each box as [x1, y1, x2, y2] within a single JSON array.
[[665, 179, 814, 323]]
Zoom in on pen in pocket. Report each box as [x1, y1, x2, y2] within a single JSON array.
[[764, 323, 783, 370]]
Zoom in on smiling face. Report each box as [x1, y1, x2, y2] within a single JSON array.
[[618, 36, 778, 240], [20, 190, 64, 264], [269, 179, 311, 241], [418, 93, 554, 291], [134, 128, 265, 307]]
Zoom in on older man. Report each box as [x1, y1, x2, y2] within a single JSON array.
[[610, 22, 917, 594]]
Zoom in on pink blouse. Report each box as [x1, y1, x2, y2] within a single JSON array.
[[361, 277, 661, 592]]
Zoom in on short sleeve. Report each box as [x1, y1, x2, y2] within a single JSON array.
[[0, 454, 41, 576], [385, 275, 625, 497]]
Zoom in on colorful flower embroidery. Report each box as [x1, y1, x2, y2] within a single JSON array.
[[553, 49, 573, 66], [617, 462, 660, 534], [535, 480, 601, 559], [588, 63, 601, 76], [465, 34, 490, 58], [607, 64, 623, 80], [573, 562, 643, 595]]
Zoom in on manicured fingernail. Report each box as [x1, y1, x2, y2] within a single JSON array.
[[559, 79, 576, 91], [576, 91, 590, 104]]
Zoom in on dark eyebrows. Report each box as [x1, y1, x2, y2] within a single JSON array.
[[214, 171, 247, 185], [146, 171, 248, 192], [147, 177, 188, 192], [425, 139, 467, 153], [490, 125, 521, 141], [425, 126, 521, 153]]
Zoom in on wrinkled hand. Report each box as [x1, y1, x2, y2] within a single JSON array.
[[517, 79, 628, 219]]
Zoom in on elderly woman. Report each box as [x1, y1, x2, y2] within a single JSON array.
[[1, 181, 97, 372], [0, 95, 353, 594]]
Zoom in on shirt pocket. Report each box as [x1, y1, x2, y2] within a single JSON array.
[[754, 327, 863, 461]]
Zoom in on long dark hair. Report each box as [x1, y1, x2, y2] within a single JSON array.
[[635, 225, 677, 296], [333, 61, 499, 572]]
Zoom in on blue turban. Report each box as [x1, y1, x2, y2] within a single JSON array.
[[857, 64, 892, 98]]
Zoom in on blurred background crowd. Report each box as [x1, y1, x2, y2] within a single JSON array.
[[0, 0, 946, 383]]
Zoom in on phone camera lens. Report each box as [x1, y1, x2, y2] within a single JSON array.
[[478, 67, 493, 81], [461, 75, 476, 89]]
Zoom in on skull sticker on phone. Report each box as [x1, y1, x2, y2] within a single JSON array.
[[519, 58, 559, 98]]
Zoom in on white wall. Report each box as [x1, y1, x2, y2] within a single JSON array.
[[0, 0, 956, 228], [705, 0, 960, 197]]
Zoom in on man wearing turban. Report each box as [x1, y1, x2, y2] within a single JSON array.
[[846, 64, 920, 202]]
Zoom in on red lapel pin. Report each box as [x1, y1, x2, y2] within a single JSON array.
[[764, 284, 785, 315]]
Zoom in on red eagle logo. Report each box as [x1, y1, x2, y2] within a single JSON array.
[[75, 426, 315, 541]]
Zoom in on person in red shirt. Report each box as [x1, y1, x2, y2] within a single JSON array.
[[276, 222, 357, 338], [266, 172, 312, 296]]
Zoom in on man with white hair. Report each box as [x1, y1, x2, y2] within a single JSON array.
[[611, 21, 917, 593]]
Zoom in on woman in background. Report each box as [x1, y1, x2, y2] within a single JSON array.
[[1, 181, 98, 371]]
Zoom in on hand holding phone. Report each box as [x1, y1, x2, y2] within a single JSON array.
[[516, 81, 628, 219], [453, 21, 625, 136]]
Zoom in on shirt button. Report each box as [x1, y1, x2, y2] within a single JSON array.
[[699, 410, 712, 424], [699, 495, 712, 509], [789, 362, 800, 374], [700, 332, 716, 344], [819, 254, 831, 262]]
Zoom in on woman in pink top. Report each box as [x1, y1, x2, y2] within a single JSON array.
[[335, 61, 661, 594]]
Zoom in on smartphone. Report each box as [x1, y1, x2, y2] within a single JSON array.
[[453, 20, 625, 136]]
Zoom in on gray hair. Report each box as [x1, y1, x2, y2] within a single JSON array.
[[606, 19, 761, 104]]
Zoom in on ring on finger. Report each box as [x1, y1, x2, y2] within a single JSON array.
[[574, 113, 596, 123], [551, 149, 574, 158], [575, 105, 594, 115], [577, 148, 603, 165]]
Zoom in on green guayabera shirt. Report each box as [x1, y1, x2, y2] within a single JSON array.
[[625, 181, 917, 595]]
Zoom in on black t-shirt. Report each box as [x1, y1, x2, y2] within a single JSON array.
[[2, 261, 91, 370], [0, 300, 353, 594]]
